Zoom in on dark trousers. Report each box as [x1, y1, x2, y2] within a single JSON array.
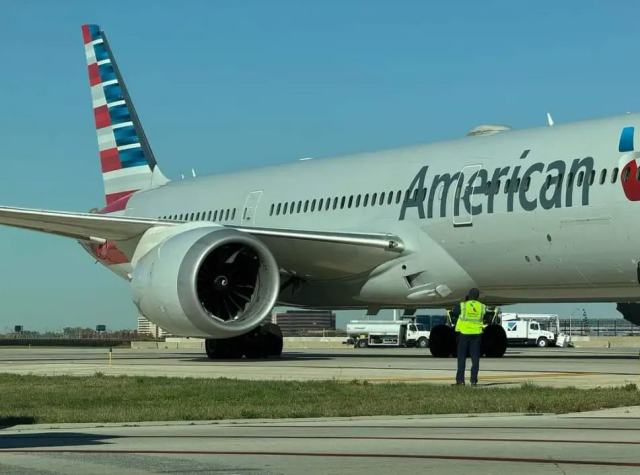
[[456, 333, 481, 384]]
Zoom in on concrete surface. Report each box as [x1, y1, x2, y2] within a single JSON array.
[[1, 408, 639, 474], [130, 336, 640, 350], [0, 346, 639, 388]]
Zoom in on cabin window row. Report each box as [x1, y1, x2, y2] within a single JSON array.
[[269, 190, 413, 216], [269, 166, 622, 217], [487, 167, 620, 196], [159, 208, 237, 222]]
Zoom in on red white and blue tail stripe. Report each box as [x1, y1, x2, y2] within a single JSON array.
[[82, 24, 168, 206]]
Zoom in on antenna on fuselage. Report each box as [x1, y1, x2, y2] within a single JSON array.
[[546, 112, 554, 126], [191, 168, 197, 177]]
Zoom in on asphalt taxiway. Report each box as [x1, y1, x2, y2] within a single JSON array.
[[1, 407, 639, 474], [0, 346, 638, 388]]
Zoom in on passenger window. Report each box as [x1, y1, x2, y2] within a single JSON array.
[[319, 198, 324, 211], [612, 167, 619, 184], [588, 170, 595, 185], [311, 199, 316, 212], [380, 192, 386, 205], [340, 197, 346, 209], [348, 196, 353, 208], [207, 211, 212, 220], [557, 173, 564, 187], [545, 175, 552, 189], [276, 203, 281, 215], [232, 209, 236, 220], [363, 194, 369, 207], [190, 213, 195, 221], [356, 195, 361, 207], [225, 209, 230, 220], [567, 172, 574, 187], [297, 201, 302, 213], [213, 210, 218, 220], [484, 181, 491, 196], [371, 193, 377, 206], [333, 197, 338, 210], [524, 177, 531, 192], [577, 171, 584, 186], [515, 178, 521, 191], [504, 179, 511, 193], [304, 200, 309, 212], [283, 203, 288, 215], [387, 191, 393, 205], [422, 187, 428, 201], [623, 166, 631, 182], [396, 190, 402, 204], [599, 169, 607, 185], [196, 212, 200, 220]]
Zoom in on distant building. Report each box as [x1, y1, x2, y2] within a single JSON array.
[[272, 310, 337, 336], [137, 316, 169, 338]]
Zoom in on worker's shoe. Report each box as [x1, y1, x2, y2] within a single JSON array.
[[470, 382, 478, 387], [452, 382, 465, 386]]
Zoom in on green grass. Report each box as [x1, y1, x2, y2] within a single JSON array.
[[0, 374, 638, 425]]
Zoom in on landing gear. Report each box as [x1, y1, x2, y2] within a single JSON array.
[[429, 325, 456, 357], [205, 323, 284, 360], [481, 324, 508, 357], [428, 323, 508, 358]]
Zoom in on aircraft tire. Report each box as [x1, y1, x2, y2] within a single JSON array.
[[482, 324, 508, 357], [429, 325, 456, 357], [260, 323, 284, 357], [205, 338, 231, 359]]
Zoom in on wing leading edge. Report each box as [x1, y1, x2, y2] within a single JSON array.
[[0, 206, 405, 278]]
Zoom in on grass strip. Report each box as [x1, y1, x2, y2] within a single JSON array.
[[0, 374, 638, 425]]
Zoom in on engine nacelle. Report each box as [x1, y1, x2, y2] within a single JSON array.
[[131, 225, 280, 338]]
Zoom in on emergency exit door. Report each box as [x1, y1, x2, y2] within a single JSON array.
[[453, 164, 482, 227], [241, 190, 263, 226]]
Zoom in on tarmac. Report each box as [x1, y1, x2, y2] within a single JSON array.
[[0, 346, 638, 388], [0, 346, 639, 473], [1, 407, 639, 474]]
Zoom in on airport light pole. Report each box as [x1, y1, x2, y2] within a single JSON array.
[[568, 308, 586, 337]]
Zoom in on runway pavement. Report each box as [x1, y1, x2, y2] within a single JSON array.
[[1, 407, 639, 474], [0, 346, 638, 388]]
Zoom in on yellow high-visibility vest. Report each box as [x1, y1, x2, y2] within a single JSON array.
[[455, 300, 485, 335]]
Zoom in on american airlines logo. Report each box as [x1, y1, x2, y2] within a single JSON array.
[[398, 156, 595, 221]]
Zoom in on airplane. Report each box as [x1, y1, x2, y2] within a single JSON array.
[[1, 24, 639, 360]]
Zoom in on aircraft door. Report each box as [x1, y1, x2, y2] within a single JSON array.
[[453, 164, 483, 227], [241, 190, 263, 226]]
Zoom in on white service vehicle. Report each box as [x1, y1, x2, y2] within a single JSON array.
[[501, 315, 557, 347], [346, 320, 430, 349]]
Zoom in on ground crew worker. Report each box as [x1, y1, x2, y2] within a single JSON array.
[[451, 288, 486, 386]]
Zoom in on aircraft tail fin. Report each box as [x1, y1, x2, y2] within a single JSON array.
[[81, 24, 169, 206]]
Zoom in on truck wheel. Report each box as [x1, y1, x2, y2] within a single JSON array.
[[482, 325, 508, 357], [429, 325, 455, 357], [537, 337, 548, 348], [417, 337, 428, 349], [357, 339, 368, 349]]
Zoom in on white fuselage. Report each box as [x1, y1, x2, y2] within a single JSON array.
[[103, 113, 640, 308]]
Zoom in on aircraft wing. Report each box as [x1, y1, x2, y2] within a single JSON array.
[[0, 206, 405, 278]]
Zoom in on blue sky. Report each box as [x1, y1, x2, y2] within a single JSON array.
[[0, 0, 637, 331]]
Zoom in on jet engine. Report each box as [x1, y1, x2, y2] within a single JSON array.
[[131, 225, 280, 339]]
